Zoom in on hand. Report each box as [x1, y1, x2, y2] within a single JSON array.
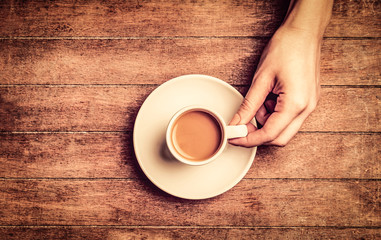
[[229, 26, 322, 147]]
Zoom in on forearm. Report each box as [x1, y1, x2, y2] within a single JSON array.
[[282, 0, 333, 39]]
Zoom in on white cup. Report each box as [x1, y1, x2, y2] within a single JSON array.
[[166, 106, 248, 166]]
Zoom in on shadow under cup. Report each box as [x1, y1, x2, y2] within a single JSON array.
[[166, 107, 226, 166]]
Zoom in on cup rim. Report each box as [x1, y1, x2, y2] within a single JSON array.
[[166, 105, 228, 166]]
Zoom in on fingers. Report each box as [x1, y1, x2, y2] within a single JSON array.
[[267, 97, 318, 146], [259, 108, 300, 146], [230, 95, 318, 147], [228, 122, 257, 146], [230, 112, 298, 147], [255, 104, 269, 126], [265, 110, 308, 146], [256, 93, 277, 126], [230, 91, 306, 147], [230, 70, 274, 125]]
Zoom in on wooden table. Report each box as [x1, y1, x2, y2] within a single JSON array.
[[0, 0, 380, 239]]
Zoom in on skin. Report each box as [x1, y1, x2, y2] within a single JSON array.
[[229, 0, 334, 147]]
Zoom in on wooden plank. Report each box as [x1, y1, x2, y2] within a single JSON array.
[[0, 227, 380, 240], [0, 86, 379, 132], [328, 0, 381, 38], [0, 0, 378, 37], [321, 39, 381, 86], [0, 179, 379, 226], [301, 87, 380, 132], [0, 38, 264, 86], [0, 85, 153, 132], [0, 133, 379, 179], [250, 133, 381, 179], [0, 39, 379, 86], [0, 133, 137, 179]]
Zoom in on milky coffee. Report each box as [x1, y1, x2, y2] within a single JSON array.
[[170, 110, 223, 161]]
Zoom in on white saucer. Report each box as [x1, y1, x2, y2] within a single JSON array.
[[133, 74, 257, 199]]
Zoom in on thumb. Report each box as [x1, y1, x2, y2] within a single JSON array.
[[230, 71, 273, 125]]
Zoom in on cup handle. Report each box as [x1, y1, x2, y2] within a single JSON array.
[[226, 125, 248, 139]]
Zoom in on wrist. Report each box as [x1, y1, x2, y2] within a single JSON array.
[[282, 0, 333, 40], [277, 25, 322, 46], [274, 25, 322, 47]]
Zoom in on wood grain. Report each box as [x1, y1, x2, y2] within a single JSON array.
[[0, 38, 265, 86], [1, 179, 379, 226], [0, 86, 379, 132], [0, 0, 379, 238], [301, 87, 380, 132], [251, 133, 381, 179], [0, 85, 153, 132], [0, 0, 379, 37], [0, 227, 380, 240], [0, 133, 379, 179], [1, 38, 379, 86]]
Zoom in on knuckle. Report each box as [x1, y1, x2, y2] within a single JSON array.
[[261, 127, 279, 143], [286, 94, 313, 114], [291, 97, 308, 113], [305, 92, 320, 114], [240, 97, 255, 112], [269, 132, 293, 147], [306, 99, 318, 113], [236, 98, 256, 123], [271, 139, 288, 147]]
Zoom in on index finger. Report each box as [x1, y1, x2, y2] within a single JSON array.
[[230, 70, 274, 125], [230, 103, 301, 147]]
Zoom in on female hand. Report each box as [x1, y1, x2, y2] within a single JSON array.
[[229, 26, 323, 147], [229, 0, 332, 147]]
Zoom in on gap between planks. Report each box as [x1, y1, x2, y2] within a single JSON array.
[[0, 225, 380, 229], [0, 131, 380, 134], [0, 85, 379, 88], [0, 36, 270, 40], [0, 178, 379, 181], [0, 36, 380, 40]]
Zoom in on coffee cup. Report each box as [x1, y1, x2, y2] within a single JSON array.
[[166, 105, 248, 166]]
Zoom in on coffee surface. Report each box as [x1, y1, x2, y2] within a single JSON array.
[[171, 110, 222, 161]]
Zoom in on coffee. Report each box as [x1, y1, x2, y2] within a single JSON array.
[[170, 110, 222, 161]]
